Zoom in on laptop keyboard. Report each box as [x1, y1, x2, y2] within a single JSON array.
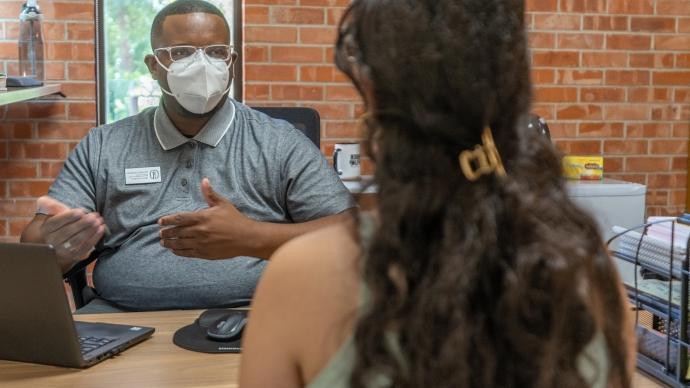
[[79, 336, 117, 355]]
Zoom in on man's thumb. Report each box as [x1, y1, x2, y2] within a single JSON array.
[[36, 196, 70, 216], [201, 178, 227, 207]]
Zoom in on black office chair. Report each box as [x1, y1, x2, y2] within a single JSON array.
[[64, 106, 321, 309], [528, 113, 551, 141]]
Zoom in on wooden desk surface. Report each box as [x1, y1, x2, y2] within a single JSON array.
[[0, 310, 239, 388], [0, 310, 668, 387]]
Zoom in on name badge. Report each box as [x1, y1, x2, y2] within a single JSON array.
[[125, 167, 162, 185]]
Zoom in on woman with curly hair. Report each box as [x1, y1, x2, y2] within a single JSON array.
[[240, 0, 635, 387]]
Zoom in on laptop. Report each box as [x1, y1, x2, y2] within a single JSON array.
[[0, 243, 154, 368]]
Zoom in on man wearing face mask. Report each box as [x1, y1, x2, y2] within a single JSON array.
[[21, 0, 356, 313]]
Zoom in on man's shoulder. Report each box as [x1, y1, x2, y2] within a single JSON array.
[[89, 106, 156, 139]]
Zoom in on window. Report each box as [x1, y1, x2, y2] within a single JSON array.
[[95, 0, 241, 124]]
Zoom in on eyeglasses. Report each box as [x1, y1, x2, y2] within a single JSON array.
[[154, 44, 234, 63]]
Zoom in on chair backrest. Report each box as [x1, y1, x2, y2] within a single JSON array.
[[252, 106, 321, 147]]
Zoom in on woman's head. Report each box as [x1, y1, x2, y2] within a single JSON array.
[[335, 1, 632, 387]]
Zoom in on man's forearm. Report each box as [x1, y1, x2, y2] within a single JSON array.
[[252, 208, 356, 259]]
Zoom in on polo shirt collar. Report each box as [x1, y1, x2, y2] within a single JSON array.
[[154, 98, 236, 151]]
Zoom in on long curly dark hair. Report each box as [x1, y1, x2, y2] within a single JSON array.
[[334, 1, 633, 387]]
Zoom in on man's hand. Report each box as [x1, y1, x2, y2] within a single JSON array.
[[36, 196, 106, 267], [158, 178, 262, 259]]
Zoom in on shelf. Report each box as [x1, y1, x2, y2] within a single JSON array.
[[0, 84, 63, 106]]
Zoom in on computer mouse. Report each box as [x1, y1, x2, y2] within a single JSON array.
[[206, 312, 247, 342]]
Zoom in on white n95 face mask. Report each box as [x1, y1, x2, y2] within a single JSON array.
[[156, 50, 232, 115]]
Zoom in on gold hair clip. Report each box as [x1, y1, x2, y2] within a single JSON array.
[[458, 127, 507, 181]]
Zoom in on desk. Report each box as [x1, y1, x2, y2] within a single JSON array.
[[0, 310, 239, 388], [0, 310, 667, 387]]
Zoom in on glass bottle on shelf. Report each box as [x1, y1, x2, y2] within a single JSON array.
[[18, 0, 45, 81]]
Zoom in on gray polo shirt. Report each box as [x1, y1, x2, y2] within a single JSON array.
[[47, 98, 355, 311]]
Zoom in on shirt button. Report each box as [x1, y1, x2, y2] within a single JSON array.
[[181, 178, 188, 187], [188, 142, 196, 149], [186, 160, 193, 168]]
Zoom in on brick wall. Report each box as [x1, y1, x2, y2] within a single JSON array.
[[0, 0, 95, 242], [1, 0, 690, 241]]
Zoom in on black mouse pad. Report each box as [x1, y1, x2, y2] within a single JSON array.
[[173, 309, 247, 354]]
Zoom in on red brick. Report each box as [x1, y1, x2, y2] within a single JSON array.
[[606, 35, 652, 51], [0, 162, 37, 179], [9, 142, 67, 160], [651, 140, 688, 155], [246, 65, 297, 81], [271, 46, 323, 63], [66, 23, 95, 41], [557, 70, 603, 85], [42, 22, 66, 41], [656, 36, 690, 51], [609, 0, 655, 14], [529, 32, 556, 49], [271, 8, 324, 24], [645, 191, 669, 206], [556, 105, 603, 120], [629, 53, 674, 69], [324, 121, 362, 139], [654, 71, 690, 85], [300, 65, 348, 83], [9, 218, 32, 237], [680, 18, 690, 33], [603, 140, 648, 155], [28, 102, 67, 120], [322, 9, 342, 25], [579, 122, 625, 137], [628, 88, 671, 103], [604, 105, 650, 120], [303, 103, 352, 120], [245, 84, 270, 101], [534, 87, 578, 103], [45, 2, 94, 20], [547, 123, 579, 138], [68, 102, 97, 121], [300, 27, 337, 45], [0, 1, 23, 18], [557, 34, 604, 50], [580, 88, 625, 102], [631, 17, 676, 32], [0, 200, 36, 217], [37, 122, 92, 140], [657, 0, 690, 15], [67, 63, 95, 81], [39, 162, 64, 179], [245, 6, 269, 24], [581, 52, 628, 68], [627, 123, 672, 138], [605, 70, 650, 86], [560, 0, 606, 12], [583, 16, 629, 31], [627, 157, 671, 172], [672, 156, 688, 171], [676, 54, 690, 69], [532, 69, 556, 84], [533, 15, 582, 30], [60, 82, 96, 100], [532, 51, 580, 67], [8, 181, 53, 198], [648, 174, 687, 190], [271, 85, 323, 101], [325, 86, 360, 101], [526, 0, 558, 11], [555, 140, 602, 155], [604, 158, 625, 174], [46, 63, 66, 81], [299, 0, 350, 5], [245, 27, 297, 43]]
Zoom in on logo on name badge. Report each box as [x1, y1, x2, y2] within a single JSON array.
[[125, 167, 162, 185]]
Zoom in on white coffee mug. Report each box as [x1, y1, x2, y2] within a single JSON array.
[[333, 143, 361, 180]]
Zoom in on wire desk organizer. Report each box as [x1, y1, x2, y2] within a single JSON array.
[[608, 218, 690, 386]]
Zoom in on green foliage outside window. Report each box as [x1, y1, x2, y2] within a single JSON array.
[[105, 0, 231, 123]]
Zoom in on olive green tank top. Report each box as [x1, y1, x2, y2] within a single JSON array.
[[307, 215, 610, 388]]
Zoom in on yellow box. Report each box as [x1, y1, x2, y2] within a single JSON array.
[[563, 156, 603, 180]]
